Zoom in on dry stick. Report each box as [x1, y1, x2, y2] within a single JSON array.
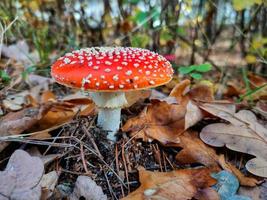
[[102, 166, 118, 200], [43, 127, 65, 155], [80, 143, 91, 175], [162, 151, 167, 171], [164, 152, 175, 170], [0, 16, 19, 59], [115, 144, 125, 197], [73, 137, 127, 188], [153, 144, 163, 172], [122, 141, 130, 192], [82, 125, 103, 159], [1, 138, 73, 148], [123, 128, 145, 150]]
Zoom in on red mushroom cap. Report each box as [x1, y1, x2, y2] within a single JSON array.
[[51, 47, 173, 91]]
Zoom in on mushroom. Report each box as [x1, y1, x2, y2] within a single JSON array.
[[51, 47, 173, 141]]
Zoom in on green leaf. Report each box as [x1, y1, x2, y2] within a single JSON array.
[[194, 63, 212, 72], [190, 73, 202, 80], [178, 66, 195, 74], [131, 33, 150, 48], [0, 70, 11, 83]]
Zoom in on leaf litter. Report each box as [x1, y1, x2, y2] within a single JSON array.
[[0, 78, 266, 199]]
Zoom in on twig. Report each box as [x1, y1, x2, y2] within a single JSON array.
[[102, 167, 118, 200], [73, 137, 127, 188], [122, 141, 130, 192], [115, 144, 125, 198], [80, 143, 91, 175], [82, 125, 103, 159]]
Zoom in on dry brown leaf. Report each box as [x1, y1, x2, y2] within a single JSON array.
[[125, 90, 151, 107], [123, 81, 258, 186], [200, 105, 267, 177], [0, 150, 44, 200], [175, 131, 220, 170], [70, 176, 107, 200], [122, 167, 218, 200], [41, 90, 56, 103], [0, 104, 52, 152], [122, 80, 197, 142]]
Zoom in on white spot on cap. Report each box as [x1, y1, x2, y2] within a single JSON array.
[[133, 63, 139, 68], [96, 82, 100, 86], [149, 80, 155, 85], [117, 66, 122, 70], [105, 68, 111, 72], [63, 58, 71, 64], [113, 74, 119, 81], [100, 75, 105, 79], [93, 66, 99, 70], [133, 76, 139, 80], [126, 70, 132, 76], [122, 62, 128, 66], [146, 71, 151, 75], [109, 85, 114, 89], [105, 61, 112, 65], [119, 84, 124, 89]]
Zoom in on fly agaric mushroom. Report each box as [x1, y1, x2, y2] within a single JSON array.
[[51, 47, 173, 141]]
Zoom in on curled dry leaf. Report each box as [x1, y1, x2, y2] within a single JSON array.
[[185, 100, 203, 130], [122, 167, 219, 200], [70, 176, 107, 200], [0, 150, 44, 200], [200, 103, 267, 178]]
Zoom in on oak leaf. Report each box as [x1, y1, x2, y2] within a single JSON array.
[[0, 150, 44, 200], [122, 167, 219, 200], [0, 104, 52, 152], [200, 103, 267, 177]]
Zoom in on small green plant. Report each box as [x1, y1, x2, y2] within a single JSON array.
[[178, 63, 212, 80], [0, 70, 11, 83]]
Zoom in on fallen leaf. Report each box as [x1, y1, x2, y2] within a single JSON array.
[[0, 150, 44, 200], [0, 104, 52, 152], [123, 81, 258, 186], [70, 176, 107, 200], [185, 100, 203, 129], [1, 40, 39, 66], [200, 107, 267, 177], [122, 167, 218, 200], [125, 90, 151, 107], [238, 181, 267, 200]]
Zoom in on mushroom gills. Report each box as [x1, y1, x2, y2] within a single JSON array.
[[89, 92, 128, 141]]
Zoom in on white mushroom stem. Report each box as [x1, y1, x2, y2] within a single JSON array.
[[89, 92, 128, 141], [97, 108, 121, 141]]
